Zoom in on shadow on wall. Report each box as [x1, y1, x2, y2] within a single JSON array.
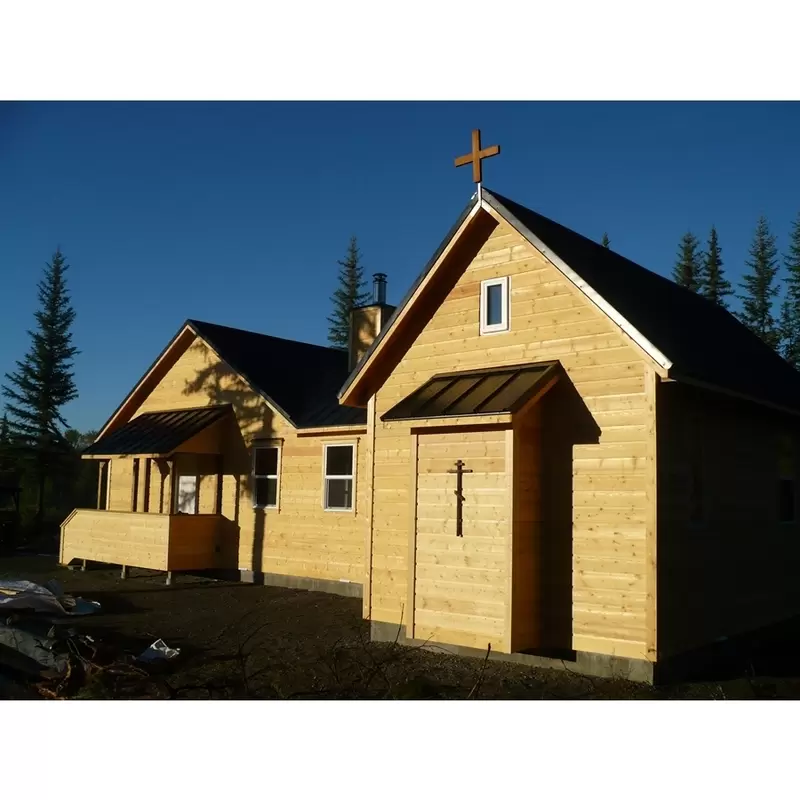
[[537, 378, 600, 654], [182, 340, 279, 575]]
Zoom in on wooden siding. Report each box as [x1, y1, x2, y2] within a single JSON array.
[[411, 428, 511, 652], [658, 382, 800, 659], [99, 337, 365, 584], [60, 509, 236, 572], [369, 220, 655, 660], [60, 509, 171, 570]]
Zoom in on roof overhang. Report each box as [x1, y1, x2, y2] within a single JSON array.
[[83, 405, 232, 459], [382, 361, 560, 423]]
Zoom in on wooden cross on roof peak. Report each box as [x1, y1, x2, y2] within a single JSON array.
[[454, 129, 500, 188]]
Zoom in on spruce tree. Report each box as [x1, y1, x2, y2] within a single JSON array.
[[601, 233, 610, 249], [738, 216, 780, 349], [2, 249, 79, 522], [327, 236, 370, 349], [779, 212, 800, 368], [673, 232, 702, 292], [699, 226, 733, 308]]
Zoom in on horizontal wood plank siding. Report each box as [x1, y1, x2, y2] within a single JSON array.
[[658, 382, 800, 658], [60, 509, 170, 570]]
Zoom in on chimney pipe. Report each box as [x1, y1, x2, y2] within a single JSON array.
[[373, 273, 387, 305]]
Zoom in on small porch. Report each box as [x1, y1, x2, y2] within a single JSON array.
[[60, 404, 240, 578]]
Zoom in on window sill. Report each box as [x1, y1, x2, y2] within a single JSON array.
[[324, 506, 354, 513], [252, 504, 278, 511]]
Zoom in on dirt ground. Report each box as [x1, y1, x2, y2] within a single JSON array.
[[3, 554, 800, 700]]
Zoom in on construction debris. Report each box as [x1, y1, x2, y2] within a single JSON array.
[[0, 579, 101, 617], [137, 639, 181, 663]]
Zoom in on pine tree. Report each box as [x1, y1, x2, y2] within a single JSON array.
[[2, 249, 79, 522], [673, 232, 702, 291], [327, 236, 370, 349], [779, 212, 800, 368], [738, 216, 780, 349], [601, 233, 610, 249], [699, 226, 733, 308]]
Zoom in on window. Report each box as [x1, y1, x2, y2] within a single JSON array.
[[131, 458, 140, 511], [779, 479, 795, 524], [252, 446, 280, 509], [324, 444, 355, 511], [480, 276, 510, 334]]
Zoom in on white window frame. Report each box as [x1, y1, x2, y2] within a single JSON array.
[[252, 444, 281, 510], [480, 276, 510, 335], [322, 442, 356, 513]]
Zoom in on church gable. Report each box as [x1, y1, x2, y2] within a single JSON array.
[[375, 219, 649, 418], [133, 337, 291, 439]]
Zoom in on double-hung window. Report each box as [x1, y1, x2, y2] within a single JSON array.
[[480, 276, 510, 334], [324, 444, 355, 511], [252, 445, 280, 509]]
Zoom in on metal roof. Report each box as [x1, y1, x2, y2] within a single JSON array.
[[381, 362, 559, 422], [83, 405, 231, 457]]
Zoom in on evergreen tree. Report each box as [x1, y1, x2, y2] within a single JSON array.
[[779, 212, 800, 368], [699, 226, 733, 308], [327, 236, 370, 349], [2, 249, 79, 523], [738, 216, 780, 349], [672, 232, 702, 291], [601, 233, 610, 249]]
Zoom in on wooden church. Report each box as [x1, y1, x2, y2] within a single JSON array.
[[61, 131, 800, 682]]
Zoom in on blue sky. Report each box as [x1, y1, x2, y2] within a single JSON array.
[[2, 101, 800, 432]]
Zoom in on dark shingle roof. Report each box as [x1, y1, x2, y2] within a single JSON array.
[[483, 190, 800, 415], [382, 362, 559, 422], [188, 320, 367, 428], [84, 406, 231, 456]]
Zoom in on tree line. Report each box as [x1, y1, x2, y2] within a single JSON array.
[[665, 214, 800, 365]]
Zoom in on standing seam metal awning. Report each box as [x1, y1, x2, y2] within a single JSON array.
[[82, 405, 232, 457], [380, 362, 560, 422]]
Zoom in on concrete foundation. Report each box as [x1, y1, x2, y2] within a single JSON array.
[[370, 620, 655, 684], [240, 570, 363, 599]]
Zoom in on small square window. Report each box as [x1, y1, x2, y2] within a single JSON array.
[[480, 277, 509, 334], [324, 444, 355, 511], [252, 445, 280, 509]]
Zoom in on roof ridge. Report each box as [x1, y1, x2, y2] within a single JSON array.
[[187, 318, 347, 357]]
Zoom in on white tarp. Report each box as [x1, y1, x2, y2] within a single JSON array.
[[0, 579, 100, 616]]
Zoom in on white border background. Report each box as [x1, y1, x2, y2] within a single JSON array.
[[3, 1, 799, 796]]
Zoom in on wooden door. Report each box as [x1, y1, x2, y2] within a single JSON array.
[[411, 428, 511, 652]]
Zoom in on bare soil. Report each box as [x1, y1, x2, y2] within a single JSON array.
[[2, 555, 800, 700]]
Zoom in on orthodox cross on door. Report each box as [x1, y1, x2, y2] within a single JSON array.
[[454, 128, 501, 185], [447, 459, 473, 537]]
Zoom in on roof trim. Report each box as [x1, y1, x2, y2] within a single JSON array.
[[338, 189, 675, 408], [338, 194, 483, 404], [479, 191, 673, 373], [96, 322, 197, 440], [95, 319, 298, 441]]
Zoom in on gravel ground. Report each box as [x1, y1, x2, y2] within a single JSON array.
[[2, 555, 799, 700]]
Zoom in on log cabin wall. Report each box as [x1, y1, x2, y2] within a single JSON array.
[[657, 381, 800, 659], [369, 220, 658, 661], [101, 336, 367, 584]]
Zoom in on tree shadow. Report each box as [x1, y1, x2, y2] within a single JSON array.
[[180, 339, 281, 577]]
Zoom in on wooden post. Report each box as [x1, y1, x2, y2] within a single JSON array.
[[81, 559, 87, 572], [166, 571, 173, 586], [120, 565, 128, 580]]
